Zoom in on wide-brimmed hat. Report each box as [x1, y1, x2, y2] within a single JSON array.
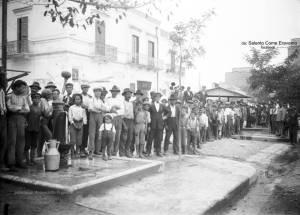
[[12, 80, 27, 90], [169, 94, 178, 101], [134, 89, 144, 96], [65, 82, 73, 87], [41, 89, 52, 97], [29, 81, 41, 90], [104, 113, 113, 120], [81, 84, 90, 89], [101, 87, 108, 95], [122, 88, 133, 96], [110, 85, 120, 92], [45, 81, 57, 89]]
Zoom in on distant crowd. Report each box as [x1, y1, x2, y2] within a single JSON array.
[[0, 79, 298, 172]]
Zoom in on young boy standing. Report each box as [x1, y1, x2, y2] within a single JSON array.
[[187, 111, 199, 154], [199, 108, 208, 144], [25, 93, 42, 165], [134, 101, 148, 158], [68, 94, 87, 158], [99, 114, 115, 161]]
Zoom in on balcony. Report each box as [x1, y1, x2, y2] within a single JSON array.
[[7, 40, 32, 58], [94, 43, 118, 62], [128, 53, 164, 70]]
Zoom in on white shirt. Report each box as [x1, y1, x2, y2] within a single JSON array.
[[106, 95, 124, 117], [170, 105, 176, 117], [89, 97, 110, 113], [154, 102, 160, 112], [99, 123, 116, 133], [69, 105, 87, 124], [82, 93, 92, 109], [199, 113, 208, 128], [123, 100, 134, 119]]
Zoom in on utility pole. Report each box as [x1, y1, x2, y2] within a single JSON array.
[[1, 0, 7, 89]]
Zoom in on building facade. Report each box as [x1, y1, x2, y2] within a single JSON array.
[[0, 1, 179, 93], [224, 67, 251, 92]]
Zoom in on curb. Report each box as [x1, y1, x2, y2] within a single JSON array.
[[232, 135, 289, 143]]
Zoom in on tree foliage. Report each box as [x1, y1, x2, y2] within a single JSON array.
[[169, 10, 214, 70], [39, 0, 179, 29], [246, 47, 300, 104]]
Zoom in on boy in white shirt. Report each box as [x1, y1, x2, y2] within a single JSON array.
[[199, 108, 208, 143], [99, 114, 115, 161], [69, 94, 87, 158]]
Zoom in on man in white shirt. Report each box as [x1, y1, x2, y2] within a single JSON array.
[[88, 87, 111, 157], [106, 85, 124, 156], [80, 84, 92, 157], [199, 108, 208, 143], [120, 88, 134, 157]]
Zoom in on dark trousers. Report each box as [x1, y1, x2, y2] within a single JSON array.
[[147, 127, 163, 154], [70, 124, 83, 154], [88, 112, 103, 153], [289, 126, 298, 144], [81, 109, 89, 152], [101, 130, 114, 156], [25, 130, 39, 151], [0, 114, 7, 166], [187, 130, 197, 153], [7, 114, 26, 166], [120, 118, 134, 156], [164, 118, 178, 153]]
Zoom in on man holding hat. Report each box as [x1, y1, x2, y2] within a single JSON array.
[[146, 92, 168, 157], [80, 83, 92, 157], [164, 94, 180, 155], [7, 80, 30, 170], [120, 88, 134, 157], [106, 85, 124, 156]]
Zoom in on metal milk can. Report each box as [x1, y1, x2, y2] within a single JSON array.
[[44, 140, 60, 171]]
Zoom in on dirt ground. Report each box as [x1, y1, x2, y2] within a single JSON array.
[[222, 146, 300, 215]]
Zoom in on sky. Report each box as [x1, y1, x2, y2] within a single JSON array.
[[160, 0, 300, 89]]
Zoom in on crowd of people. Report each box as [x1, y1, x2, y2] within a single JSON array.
[[0, 79, 298, 172]]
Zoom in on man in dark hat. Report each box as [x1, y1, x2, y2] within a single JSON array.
[[120, 88, 134, 157], [80, 84, 92, 157], [7, 80, 30, 170], [146, 92, 168, 157], [107, 85, 124, 156], [29, 81, 41, 94], [163, 94, 180, 155]]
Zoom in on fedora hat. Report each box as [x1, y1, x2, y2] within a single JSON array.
[[65, 82, 73, 87], [45, 81, 57, 89], [29, 81, 41, 90], [110, 85, 120, 92], [122, 88, 133, 96], [134, 89, 144, 96], [169, 94, 178, 101], [93, 87, 102, 92], [81, 84, 90, 89]]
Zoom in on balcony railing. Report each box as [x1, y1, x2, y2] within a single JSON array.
[[7, 40, 32, 56], [94, 43, 118, 61], [129, 53, 164, 69]]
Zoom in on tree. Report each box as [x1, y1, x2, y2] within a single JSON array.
[[169, 10, 214, 87], [246, 47, 300, 106]]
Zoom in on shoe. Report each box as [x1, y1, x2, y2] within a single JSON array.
[[94, 151, 102, 155], [16, 163, 28, 169], [156, 153, 163, 157], [108, 156, 112, 160], [102, 156, 108, 161], [88, 152, 93, 160]]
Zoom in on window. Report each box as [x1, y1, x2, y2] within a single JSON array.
[[17, 16, 28, 53], [95, 20, 106, 55], [148, 41, 155, 66], [72, 68, 79, 81], [132, 35, 139, 64]]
